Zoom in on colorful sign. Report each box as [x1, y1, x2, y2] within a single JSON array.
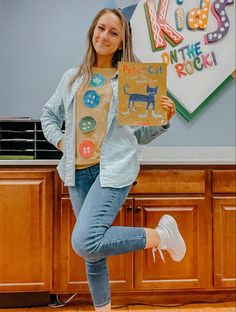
[[129, 0, 235, 121], [118, 62, 167, 126]]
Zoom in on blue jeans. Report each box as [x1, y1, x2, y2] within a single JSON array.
[[68, 164, 146, 308]]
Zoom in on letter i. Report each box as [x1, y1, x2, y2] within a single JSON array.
[[175, 7, 185, 30]]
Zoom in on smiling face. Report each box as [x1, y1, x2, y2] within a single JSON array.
[[92, 12, 123, 66]]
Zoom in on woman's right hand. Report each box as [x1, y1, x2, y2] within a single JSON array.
[[57, 139, 64, 152]]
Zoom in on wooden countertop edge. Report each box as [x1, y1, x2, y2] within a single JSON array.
[[0, 147, 235, 165]]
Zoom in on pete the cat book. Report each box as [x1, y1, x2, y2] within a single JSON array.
[[118, 62, 167, 126]]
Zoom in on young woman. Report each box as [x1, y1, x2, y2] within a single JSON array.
[[41, 8, 186, 312]]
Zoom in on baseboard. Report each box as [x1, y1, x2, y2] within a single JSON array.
[[0, 292, 50, 308]]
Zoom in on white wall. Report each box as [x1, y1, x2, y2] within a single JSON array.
[[0, 0, 235, 146]]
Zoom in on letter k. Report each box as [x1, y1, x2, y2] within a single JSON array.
[[145, 0, 183, 50]]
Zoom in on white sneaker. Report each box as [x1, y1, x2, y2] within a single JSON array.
[[152, 214, 186, 263]]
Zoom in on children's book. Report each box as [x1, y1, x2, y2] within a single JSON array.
[[118, 62, 167, 126]]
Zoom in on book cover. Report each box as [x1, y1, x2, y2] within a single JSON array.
[[118, 62, 167, 126]]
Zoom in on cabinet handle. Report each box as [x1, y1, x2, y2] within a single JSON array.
[[126, 206, 133, 211], [135, 206, 142, 212], [133, 180, 138, 186]]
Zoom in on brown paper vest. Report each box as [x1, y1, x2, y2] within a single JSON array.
[[118, 62, 167, 126]]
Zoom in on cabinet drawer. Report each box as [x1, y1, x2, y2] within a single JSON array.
[[212, 170, 236, 193], [130, 170, 205, 194]]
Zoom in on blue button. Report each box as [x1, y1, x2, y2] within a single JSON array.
[[90, 74, 106, 87], [83, 90, 100, 108]]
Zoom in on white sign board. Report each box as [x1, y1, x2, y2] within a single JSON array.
[[129, 0, 235, 121]]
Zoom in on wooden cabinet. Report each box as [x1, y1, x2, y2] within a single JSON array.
[[212, 170, 236, 288], [56, 168, 212, 293], [129, 169, 210, 290], [55, 196, 133, 292], [0, 169, 53, 292], [0, 165, 235, 305], [213, 197, 236, 288], [133, 197, 210, 290]]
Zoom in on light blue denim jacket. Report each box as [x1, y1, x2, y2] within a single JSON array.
[[41, 68, 170, 187]]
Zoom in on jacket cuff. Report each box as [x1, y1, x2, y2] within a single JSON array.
[[51, 132, 64, 149]]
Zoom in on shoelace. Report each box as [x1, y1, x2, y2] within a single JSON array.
[[152, 247, 165, 263]]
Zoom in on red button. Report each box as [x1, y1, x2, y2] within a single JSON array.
[[79, 140, 95, 159]]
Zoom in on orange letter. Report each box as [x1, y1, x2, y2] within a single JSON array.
[[175, 63, 187, 78], [187, 0, 211, 30], [122, 64, 128, 73]]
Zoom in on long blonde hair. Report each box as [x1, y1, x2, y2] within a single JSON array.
[[69, 8, 138, 89]]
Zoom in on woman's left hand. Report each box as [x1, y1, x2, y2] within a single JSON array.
[[161, 95, 176, 121]]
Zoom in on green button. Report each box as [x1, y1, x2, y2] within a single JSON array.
[[79, 116, 96, 133]]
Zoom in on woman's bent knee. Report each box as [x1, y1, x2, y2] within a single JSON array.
[[71, 227, 88, 257], [71, 226, 102, 259]]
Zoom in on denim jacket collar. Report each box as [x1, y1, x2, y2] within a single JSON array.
[[65, 76, 83, 111]]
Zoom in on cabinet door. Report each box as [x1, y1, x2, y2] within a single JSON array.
[[57, 197, 133, 292], [213, 197, 236, 288], [0, 169, 53, 292], [134, 197, 210, 290]]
